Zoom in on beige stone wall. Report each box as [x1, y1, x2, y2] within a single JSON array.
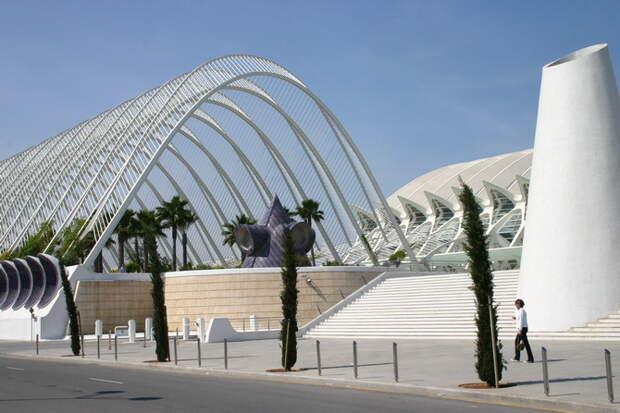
[[72, 268, 384, 333], [74, 280, 153, 334], [164, 269, 382, 331]]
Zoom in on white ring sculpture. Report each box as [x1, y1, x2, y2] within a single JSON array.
[[0, 55, 415, 269], [0, 254, 60, 311]]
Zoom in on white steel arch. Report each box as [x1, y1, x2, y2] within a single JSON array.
[[0, 55, 404, 268]]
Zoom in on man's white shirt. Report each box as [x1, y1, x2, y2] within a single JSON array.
[[515, 307, 528, 330]]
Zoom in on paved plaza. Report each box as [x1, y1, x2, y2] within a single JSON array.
[[1, 336, 618, 412]]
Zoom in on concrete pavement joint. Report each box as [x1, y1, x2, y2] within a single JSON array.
[[2, 352, 618, 413]]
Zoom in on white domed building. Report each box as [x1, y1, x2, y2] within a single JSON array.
[[344, 149, 532, 270]]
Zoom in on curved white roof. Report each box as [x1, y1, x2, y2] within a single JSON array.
[[387, 149, 532, 217]]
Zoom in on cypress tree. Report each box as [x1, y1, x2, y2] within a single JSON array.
[[147, 234, 170, 362], [59, 264, 80, 356], [280, 228, 298, 371], [458, 182, 504, 386]]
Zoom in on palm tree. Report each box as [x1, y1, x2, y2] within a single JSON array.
[[113, 209, 136, 270], [156, 196, 190, 271], [178, 209, 198, 269], [135, 209, 166, 271], [222, 214, 256, 262], [295, 199, 324, 266]]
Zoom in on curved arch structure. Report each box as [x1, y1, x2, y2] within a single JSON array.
[[0, 55, 412, 269]]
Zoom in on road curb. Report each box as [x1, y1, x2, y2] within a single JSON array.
[[2, 352, 618, 413]]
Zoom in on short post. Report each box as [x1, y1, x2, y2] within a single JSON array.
[[145, 317, 153, 341], [605, 349, 614, 403], [267, 319, 270, 331], [393, 342, 399, 383], [316, 340, 322, 376], [114, 335, 118, 361], [243, 318, 246, 332], [182, 318, 190, 340], [77, 311, 84, 357], [353, 341, 358, 379], [176, 328, 179, 340], [488, 300, 499, 388], [95, 319, 103, 338], [35, 334, 39, 355], [108, 330, 111, 350], [224, 338, 228, 369], [197, 317, 206, 342], [197, 338, 202, 367], [128, 319, 136, 344], [284, 321, 291, 370], [173, 336, 178, 365], [143, 331, 146, 348], [97, 335, 100, 359], [541, 346, 550, 396]]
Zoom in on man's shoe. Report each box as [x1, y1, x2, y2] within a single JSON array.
[[510, 358, 520, 362]]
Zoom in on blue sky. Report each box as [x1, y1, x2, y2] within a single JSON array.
[[1, 1, 619, 194]]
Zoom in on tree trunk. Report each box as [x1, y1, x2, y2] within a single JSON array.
[[60, 265, 81, 356], [118, 236, 125, 269], [144, 241, 149, 273], [172, 226, 177, 271], [280, 228, 298, 370], [134, 238, 141, 270], [182, 231, 188, 268], [147, 236, 170, 362]]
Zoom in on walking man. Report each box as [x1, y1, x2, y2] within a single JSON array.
[[512, 298, 534, 363]]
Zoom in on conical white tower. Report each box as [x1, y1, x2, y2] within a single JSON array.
[[519, 44, 620, 331]]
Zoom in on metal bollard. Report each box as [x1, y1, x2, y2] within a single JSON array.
[[316, 340, 322, 376], [81, 332, 85, 358], [353, 341, 358, 379], [114, 335, 118, 361], [605, 349, 615, 403], [197, 338, 202, 367], [488, 300, 499, 388], [143, 332, 146, 348], [541, 346, 550, 396], [174, 336, 178, 365], [97, 336, 100, 359], [224, 339, 228, 369], [108, 330, 112, 350], [393, 342, 399, 383], [35, 334, 39, 355], [268, 319, 270, 331]]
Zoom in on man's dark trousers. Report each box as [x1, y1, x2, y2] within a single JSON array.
[[515, 327, 534, 362]]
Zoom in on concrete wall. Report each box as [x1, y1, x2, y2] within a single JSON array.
[[164, 267, 385, 331], [74, 280, 153, 334], [37, 266, 387, 337]]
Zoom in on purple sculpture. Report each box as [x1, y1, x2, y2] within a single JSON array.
[[236, 196, 315, 268]]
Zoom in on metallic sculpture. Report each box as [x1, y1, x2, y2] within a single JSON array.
[[0, 254, 60, 311], [237, 196, 315, 268]]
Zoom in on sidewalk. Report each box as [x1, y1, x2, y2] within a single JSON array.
[[2, 336, 619, 412]]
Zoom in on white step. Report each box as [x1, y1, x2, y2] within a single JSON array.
[[304, 270, 620, 340]]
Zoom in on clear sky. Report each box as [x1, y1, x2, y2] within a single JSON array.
[[1, 1, 619, 194]]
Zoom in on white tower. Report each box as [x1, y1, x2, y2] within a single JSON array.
[[519, 44, 620, 331]]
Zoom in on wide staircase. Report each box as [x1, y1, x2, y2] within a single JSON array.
[[304, 270, 620, 340], [305, 270, 520, 339]]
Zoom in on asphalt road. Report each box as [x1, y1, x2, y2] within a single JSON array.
[[0, 355, 546, 412]]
